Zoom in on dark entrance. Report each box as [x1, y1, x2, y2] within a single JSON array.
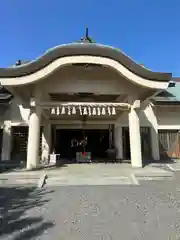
[[122, 127, 152, 162], [55, 129, 109, 162], [11, 126, 43, 162], [122, 128, 131, 159], [0, 129, 3, 160], [11, 126, 28, 161]]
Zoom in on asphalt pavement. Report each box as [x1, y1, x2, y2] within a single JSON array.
[[0, 172, 180, 239]]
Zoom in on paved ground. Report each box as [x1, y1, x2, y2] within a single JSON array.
[[0, 172, 180, 239], [0, 163, 173, 187], [166, 161, 180, 172]]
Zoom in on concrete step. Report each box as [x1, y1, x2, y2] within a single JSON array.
[[136, 176, 173, 181], [135, 171, 173, 178], [46, 176, 134, 186], [134, 168, 174, 181]]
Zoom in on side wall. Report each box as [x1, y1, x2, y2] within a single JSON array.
[[156, 106, 180, 129]]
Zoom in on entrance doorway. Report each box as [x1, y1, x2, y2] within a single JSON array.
[[122, 127, 131, 159], [122, 127, 152, 162], [11, 126, 43, 162], [55, 129, 109, 162]]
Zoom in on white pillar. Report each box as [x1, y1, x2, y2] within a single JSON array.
[[144, 104, 160, 160], [27, 107, 41, 169], [41, 123, 51, 164], [1, 120, 12, 161], [151, 127, 160, 160], [129, 107, 142, 167], [114, 125, 123, 159]]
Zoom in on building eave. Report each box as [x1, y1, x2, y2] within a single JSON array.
[[0, 43, 171, 82], [153, 100, 180, 106]]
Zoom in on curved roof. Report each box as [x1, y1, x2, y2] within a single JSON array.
[[0, 43, 171, 82]]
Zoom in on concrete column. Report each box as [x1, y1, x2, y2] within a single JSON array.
[[27, 107, 41, 169], [129, 107, 142, 167], [144, 104, 160, 160], [151, 128, 160, 161], [1, 120, 12, 161], [114, 125, 123, 159], [41, 123, 51, 165]]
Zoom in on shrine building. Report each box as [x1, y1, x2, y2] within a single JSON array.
[[0, 29, 179, 169]]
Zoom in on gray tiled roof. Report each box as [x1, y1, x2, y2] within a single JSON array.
[[152, 81, 180, 104]]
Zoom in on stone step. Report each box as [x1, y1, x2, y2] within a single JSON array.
[[46, 176, 134, 186], [135, 171, 173, 178], [134, 169, 173, 181], [0, 167, 174, 186], [136, 176, 173, 181]]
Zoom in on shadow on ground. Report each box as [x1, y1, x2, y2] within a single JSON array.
[[0, 160, 26, 174], [0, 186, 54, 239], [0, 159, 68, 173]]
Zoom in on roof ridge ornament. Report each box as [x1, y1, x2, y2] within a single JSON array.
[[16, 60, 22, 66], [80, 27, 94, 43]]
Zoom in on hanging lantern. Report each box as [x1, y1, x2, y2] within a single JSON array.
[[88, 107, 91, 116], [97, 107, 101, 116], [83, 107, 88, 115], [92, 107, 96, 115], [72, 106, 76, 115], [61, 106, 65, 115], [112, 107, 116, 115], [56, 107, 60, 115], [51, 108, 55, 115], [68, 106, 71, 115], [79, 106, 82, 115], [108, 107, 111, 115], [102, 107, 106, 115]]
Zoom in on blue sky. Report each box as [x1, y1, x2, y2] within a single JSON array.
[[0, 0, 180, 76]]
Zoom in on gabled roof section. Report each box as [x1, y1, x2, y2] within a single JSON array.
[[152, 80, 180, 104], [0, 43, 171, 82]]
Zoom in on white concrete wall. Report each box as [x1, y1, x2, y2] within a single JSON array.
[[0, 99, 30, 127], [115, 104, 180, 129], [36, 65, 144, 96], [156, 106, 180, 129], [10, 98, 30, 124], [117, 105, 155, 127], [0, 98, 30, 160]]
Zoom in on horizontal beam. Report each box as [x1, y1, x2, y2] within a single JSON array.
[[38, 101, 131, 109], [49, 120, 116, 125]]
